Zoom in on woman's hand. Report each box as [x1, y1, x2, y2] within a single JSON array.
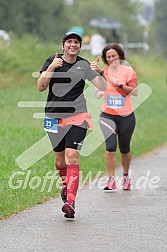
[[51, 52, 63, 69], [95, 89, 104, 99], [111, 77, 120, 87]]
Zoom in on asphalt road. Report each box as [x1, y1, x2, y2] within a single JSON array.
[[0, 144, 167, 252]]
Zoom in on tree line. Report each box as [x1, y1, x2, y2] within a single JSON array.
[[0, 0, 143, 41], [0, 0, 167, 56]]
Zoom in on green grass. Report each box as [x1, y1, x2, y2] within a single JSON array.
[[0, 35, 167, 219]]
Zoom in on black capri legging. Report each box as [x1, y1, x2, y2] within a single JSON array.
[[48, 121, 88, 152], [100, 112, 136, 154]]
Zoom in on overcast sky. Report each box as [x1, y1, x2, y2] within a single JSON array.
[[137, 0, 155, 5]]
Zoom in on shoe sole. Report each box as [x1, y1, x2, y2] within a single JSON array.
[[122, 185, 131, 190], [122, 187, 131, 190], [62, 204, 75, 218], [64, 214, 75, 220], [103, 189, 116, 193], [103, 186, 116, 191]]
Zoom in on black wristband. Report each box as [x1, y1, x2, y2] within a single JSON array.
[[100, 70, 104, 76]]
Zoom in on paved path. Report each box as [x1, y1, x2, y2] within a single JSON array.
[[0, 144, 167, 252]]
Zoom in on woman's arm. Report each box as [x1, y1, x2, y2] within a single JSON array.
[[37, 53, 63, 92], [112, 74, 138, 96], [90, 56, 107, 91], [37, 65, 55, 92]]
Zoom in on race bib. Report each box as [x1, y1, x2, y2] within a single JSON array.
[[44, 117, 58, 133], [106, 95, 125, 109]]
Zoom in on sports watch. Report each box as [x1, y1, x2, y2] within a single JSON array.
[[118, 84, 123, 89]]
